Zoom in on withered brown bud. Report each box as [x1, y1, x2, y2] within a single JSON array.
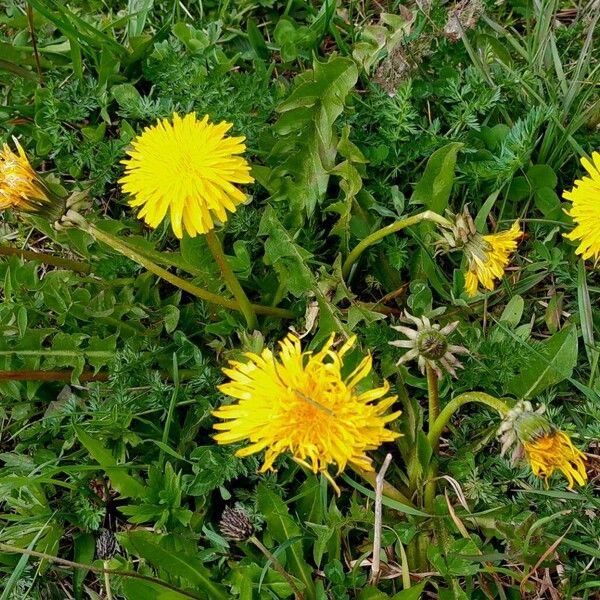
[[96, 529, 118, 560], [219, 506, 254, 542]]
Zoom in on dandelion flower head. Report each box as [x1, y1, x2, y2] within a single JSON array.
[[498, 401, 587, 489], [439, 206, 520, 297], [213, 334, 400, 489], [119, 112, 254, 239], [563, 151, 600, 262], [0, 140, 60, 218], [463, 220, 521, 297]]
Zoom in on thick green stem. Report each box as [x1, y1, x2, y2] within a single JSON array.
[[103, 561, 114, 600], [428, 392, 510, 451], [342, 211, 451, 280], [249, 536, 304, 600], [426, 365, 440, 438], [205, 229, 258, 330], [424, 365, 440, 512], [66, 213, 292, 319]]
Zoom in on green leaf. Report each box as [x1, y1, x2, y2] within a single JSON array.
[[534, 187, 562, 218], [257, 483, 316, 599], [124, 530, 230, 600], [259, 206, 350, 338], [267, 56, 358, 222], [527, 164, 557, 189], [506, 325, 579, 399], [410, 142, 463, 214], [73, 533, 95, 600], [499, 295, 524, 328], [358, 588, 390, 600], [121, 578, 198, 599], [340, 476, 430, 518], [577, 260, 596, 366], [74, 426, 144, 499], [391, 582, 427, 599]]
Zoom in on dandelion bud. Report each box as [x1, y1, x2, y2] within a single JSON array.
[[0, 140, 65, 221], [389, 312, 467, 378], [219, 506, 254, 542], [498, 401, 587, 489], [96, 529, 118, 560]]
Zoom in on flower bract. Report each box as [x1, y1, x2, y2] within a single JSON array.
[[119, 112, 254, 239], [563, 151, 600, 262], [213, 334, 400, 490], [389, 312, 467, 378]]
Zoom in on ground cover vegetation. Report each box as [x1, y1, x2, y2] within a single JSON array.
[[0, 0, 599, 598]]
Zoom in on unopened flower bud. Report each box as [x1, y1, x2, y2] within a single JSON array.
[[219, 506, 254, 542], [96, 529, 118, 560]]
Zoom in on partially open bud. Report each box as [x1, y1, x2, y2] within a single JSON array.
[[437, 205, 520, 297], [0, 140, 65, 221], [498, 401, 587, 489], [389, 312, 468, 378], [219, 506, 254, 542]]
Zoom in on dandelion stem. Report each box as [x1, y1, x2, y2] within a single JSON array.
[[248, 535, 304, 600], [65, 212, 292, 319], [205, 229, 258, 330], [428, 392, 510, 451], [342, 211, 451, 280], [103, 561, 113, 600], [424, 365, 440, 512]]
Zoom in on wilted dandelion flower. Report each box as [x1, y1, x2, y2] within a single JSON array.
[[389, 312, 467, 378], [440, 206, 520, 297], [0, 140, 63, 219], [213, 334, 400, 492], [119, 112, 254, 239], [498, 401, 587, 489], [563, 151, 600, 262]]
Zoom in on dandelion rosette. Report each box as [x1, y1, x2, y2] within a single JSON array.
[[389, 312, 468, 378], [439, 206, 520, 297], [498, 401, 587, 489], [0, 140, 63, 220], [119, 112, 254, 239], [563, 150, 600, 262], [213, 334, 400, 491]]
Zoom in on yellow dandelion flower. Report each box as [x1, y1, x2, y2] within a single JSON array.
[[563, 151, 600, 262], [0, 140, 62, 219], [213, 334, 400, 491], [119, 112, 254, 239], [463, 220, 521, 296], [498, 401, 587, 489], [524, 431, 587, 489]]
